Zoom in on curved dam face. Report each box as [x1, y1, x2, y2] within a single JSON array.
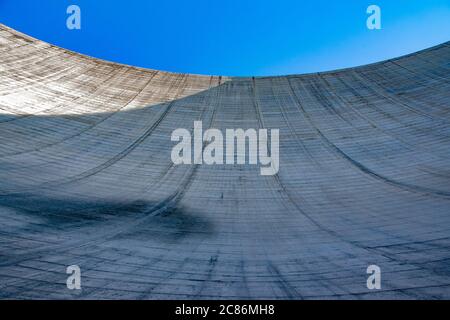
[[0, 24, 450, 299]]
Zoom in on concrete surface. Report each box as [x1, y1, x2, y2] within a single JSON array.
[[0, 24, 450, 299]]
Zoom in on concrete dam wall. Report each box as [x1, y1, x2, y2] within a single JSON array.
[[0, 24, 449, 299]]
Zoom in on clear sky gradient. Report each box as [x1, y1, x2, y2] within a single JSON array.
[[0, 0, 449, 76]]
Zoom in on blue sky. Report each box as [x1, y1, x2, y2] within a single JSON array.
[[0, 0, 449, 76]]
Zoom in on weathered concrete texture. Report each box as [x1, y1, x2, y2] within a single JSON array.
[[0, 24, 450, 299]]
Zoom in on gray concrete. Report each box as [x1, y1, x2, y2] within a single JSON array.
[[0, 24, 450, 299]]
